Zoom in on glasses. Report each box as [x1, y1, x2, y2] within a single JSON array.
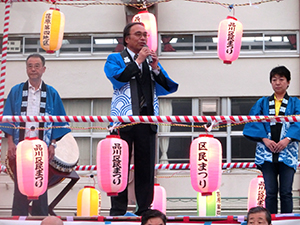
[[130, 31, 149, 38], [27, 64, 43, 70]]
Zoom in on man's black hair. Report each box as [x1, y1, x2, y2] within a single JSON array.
[[26, 54, 46, 66], [123, 22, 145, 47], [247, 206, 271, 225], [141, 209, 166, 225]]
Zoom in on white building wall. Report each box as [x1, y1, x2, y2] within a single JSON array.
[[0, 0, 300, 216]]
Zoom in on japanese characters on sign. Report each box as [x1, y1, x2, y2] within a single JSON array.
[[112, 143, 122, 186], [226, 22, 236, 55], [197, 141, 208, 189], [216, 191, 221, 216], [34, 144, 45, 188], [42, 12, 52, 47], [257, 180, 266, 207]]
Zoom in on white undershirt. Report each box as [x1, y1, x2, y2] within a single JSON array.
[[25, 82, 41, 138]]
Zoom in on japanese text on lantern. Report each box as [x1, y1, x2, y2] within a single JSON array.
[[226, 22, 236, 55], [133, 15, 141, 22], [34, 144, 44, 188], [257, 181, 265, 206], [43, 13, 52, 47], [216, 191, 221, 215], [197, 142, 208, 188], [112, 143, 122, 185]]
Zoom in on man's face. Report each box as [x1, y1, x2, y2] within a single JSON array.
[[144, 217, 164, 225], [26, 57, 45, 82], [125, 24, 148, 53], [248, 212, 270, 225]]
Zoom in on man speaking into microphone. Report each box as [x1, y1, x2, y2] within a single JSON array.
[[104, 22, 178, 216]]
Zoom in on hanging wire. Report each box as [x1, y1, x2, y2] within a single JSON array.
[[185, 0, 284, 7]]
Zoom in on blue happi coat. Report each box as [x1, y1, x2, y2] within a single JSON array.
[[243, 96, 300, 170], [104, 52, 178, 117], [1, 82, 71, 146]]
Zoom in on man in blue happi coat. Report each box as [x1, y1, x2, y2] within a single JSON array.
[[1, 54, 70, 216], [104, 22, 178, 216]]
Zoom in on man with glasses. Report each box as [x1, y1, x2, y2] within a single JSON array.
[[2, 53, 70, 215], [104, 22, 178, 216]]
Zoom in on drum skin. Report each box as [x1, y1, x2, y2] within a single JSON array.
[[50, 133, 80, 173]]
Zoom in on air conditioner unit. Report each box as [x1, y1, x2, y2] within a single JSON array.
[[199, 98, 220, 116], [7, 40, 21, 53]]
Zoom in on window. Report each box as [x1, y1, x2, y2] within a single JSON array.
[[160, 31, 298, 55], [158, 97, 272, 164], [5, 31, 298, 57], [62, 99, 111, 165]]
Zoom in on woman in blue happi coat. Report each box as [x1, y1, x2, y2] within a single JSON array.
[[243, 66, 300, 214]]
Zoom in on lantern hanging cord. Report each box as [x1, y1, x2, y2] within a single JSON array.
[[41, 0, 172, 8], [228, 4, 235, 16], [185, 0, 283, 7]]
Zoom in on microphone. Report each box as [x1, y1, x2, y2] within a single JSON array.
[[144, 44, 153, 63]]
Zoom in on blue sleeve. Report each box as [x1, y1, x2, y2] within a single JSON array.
[[104, 53, 130, 90], [285, 97, 300, 141], [155, 62, 178, 96], [1, 85, 22, 136], [243, 97, 269, 142]]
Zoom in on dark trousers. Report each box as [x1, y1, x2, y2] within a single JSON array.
[[261, 161, 295, 214], [12, 170, 48, 216], [110, 123, 156, 216]]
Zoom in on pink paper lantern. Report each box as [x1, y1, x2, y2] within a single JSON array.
[[132, 11, 157, 52], [151, 183, 167, 214], [16, 137, 48, 200], [247, 175, 266, 210], [97, 135, 129, 196], [217, 16, 243, 64], [190, 134, 222, 196]]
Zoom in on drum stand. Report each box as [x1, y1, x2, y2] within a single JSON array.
[[48, 166, 80, 216]]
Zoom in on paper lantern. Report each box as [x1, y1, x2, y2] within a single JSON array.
[[151, 183, 167, 214], [77, 186, 101, 216], [97, 135, 129, 196], [217, 16, 243, 64], [190, 134, 222, 196], [197, 190, 221, 216], [247, 175, 266, 210], [16, 137, 48, 200], [132, 11, 157, 51], [40, 8, 65, 54]]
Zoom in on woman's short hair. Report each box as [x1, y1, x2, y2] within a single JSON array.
[[269, 66, 291, 82]]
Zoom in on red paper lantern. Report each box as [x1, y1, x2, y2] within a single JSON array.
[[16, 137, 48, 200], [132, 11, 157, 51], [217, 16, 243, 64], [97, 135, 129, 196], [151, 183, 167, 214], [40, 8, 65, 54], [190, 134, 222, 196], [77, 186, 101, 216], [247, 175, 266, 210]]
